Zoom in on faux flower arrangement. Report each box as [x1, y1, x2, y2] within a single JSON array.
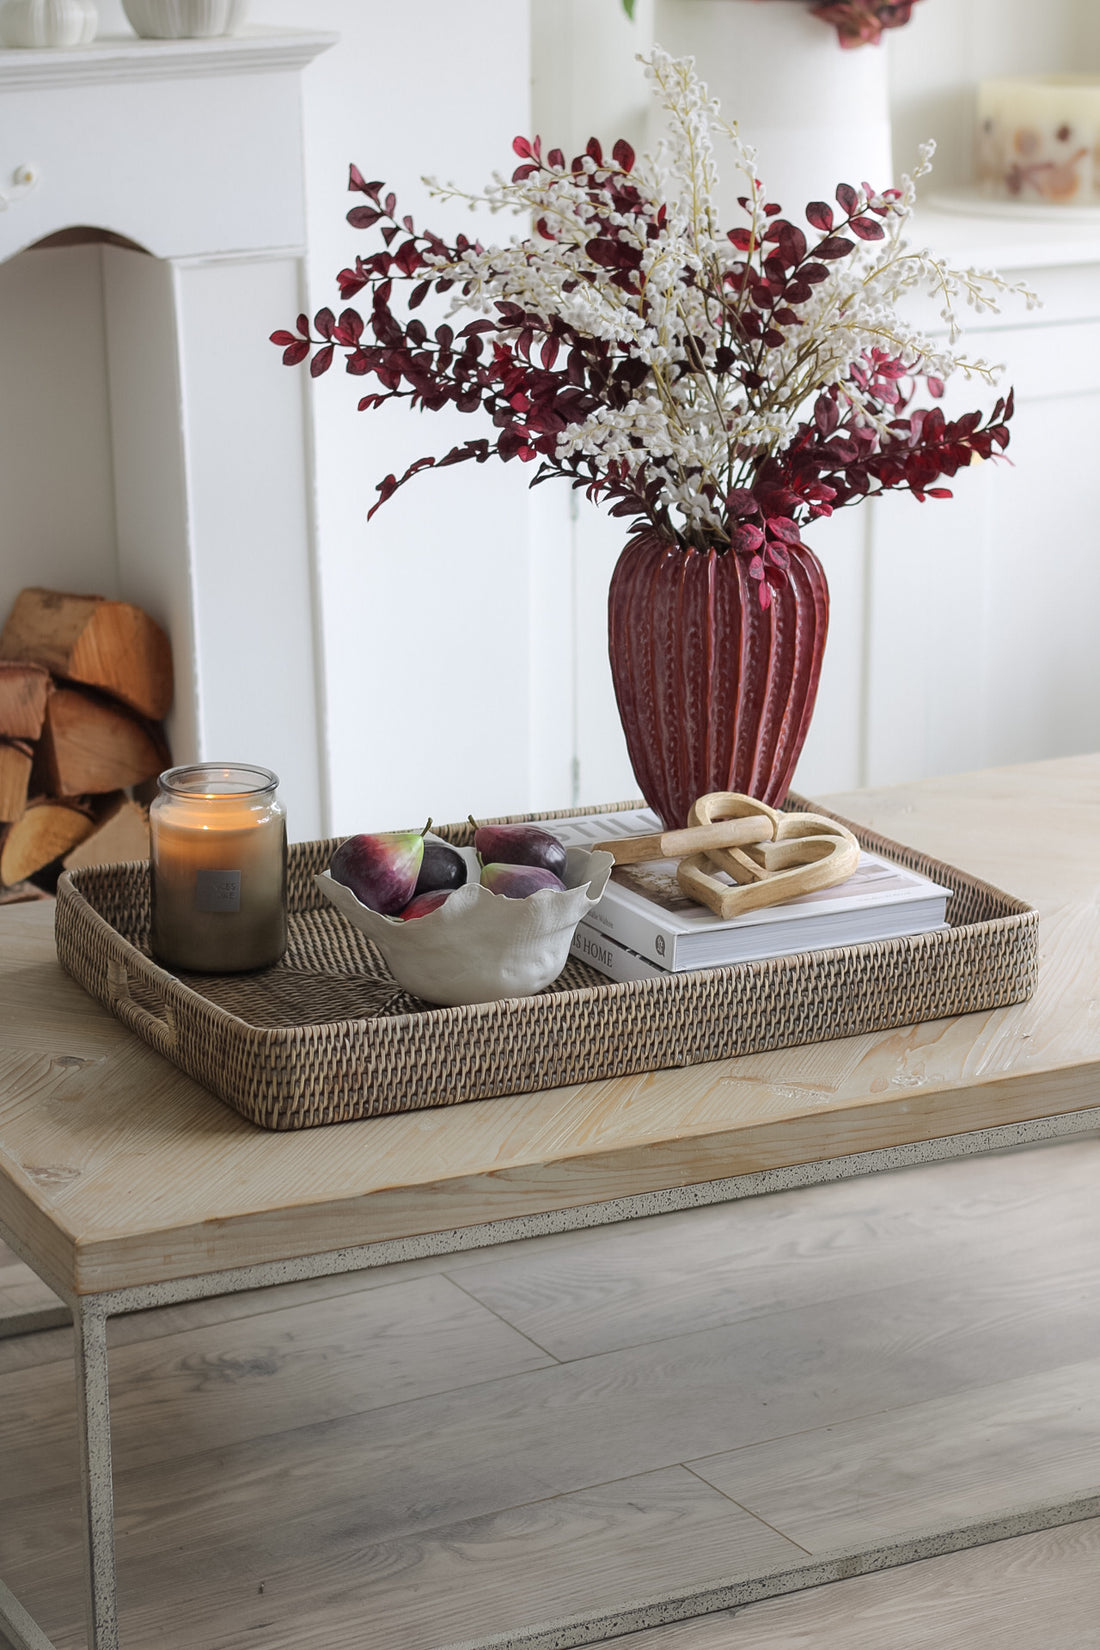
[[621, 0, 925, 50], [273, 48, 1032, 826], [275, 49, 1027, 610]]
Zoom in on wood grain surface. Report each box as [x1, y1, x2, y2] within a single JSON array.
[[1, 754, 1098, 1295], [0, 1134, 1098, 1648], [598, 1521, 1100, 1649]]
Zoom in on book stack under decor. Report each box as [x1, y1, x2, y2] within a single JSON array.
[[549, 808, 952, 984]]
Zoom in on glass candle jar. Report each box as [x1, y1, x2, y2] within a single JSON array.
[[150, 764, 287, 973]]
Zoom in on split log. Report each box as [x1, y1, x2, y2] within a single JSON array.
[[0, 798, 96, 886], [63, 795, 149, 871], [35, 686, 169, 798], [0, 587, 173, 721], [0, 661, 51, 740], [0, 740, 34, 823]]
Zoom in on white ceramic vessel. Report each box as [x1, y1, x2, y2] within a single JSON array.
[[121, 0, 247, 39], [0, 0, 96, 47], [316, 841, 615, 1007]]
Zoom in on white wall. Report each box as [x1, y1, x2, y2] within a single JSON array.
[[241, 0, 537, 834], [0, 245, 119, 615], [5, 0, 1099, 838]]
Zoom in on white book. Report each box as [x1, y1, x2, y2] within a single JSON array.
[[569, 923, 668, 983], [548, 807, 953, 972]]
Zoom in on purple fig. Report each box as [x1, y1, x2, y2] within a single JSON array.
[[415, 840, 468, 896], [329, 824, 426, 915], [471, 821, 567, 879], [400, 889, 452, 921], [480, 863, 566, 899]]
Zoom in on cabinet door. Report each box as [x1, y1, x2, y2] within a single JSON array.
[[864, 288, 1100, 787]]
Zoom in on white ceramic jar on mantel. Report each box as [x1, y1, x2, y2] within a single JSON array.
[[0, 0, 97, 47], [122, 0, 248, 38]]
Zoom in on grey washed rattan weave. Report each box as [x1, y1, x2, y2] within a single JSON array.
[[53, 796, 1038, 1131]]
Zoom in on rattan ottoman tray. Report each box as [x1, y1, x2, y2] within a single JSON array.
[[53, 796, 1038, 1131]]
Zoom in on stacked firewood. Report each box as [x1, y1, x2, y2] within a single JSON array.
[[0, 588, 172, 900]]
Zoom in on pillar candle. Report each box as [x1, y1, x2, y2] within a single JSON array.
[[150, 764, 287, 973], [978, 77, 1100, 205]]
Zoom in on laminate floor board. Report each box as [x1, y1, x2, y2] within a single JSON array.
[[0, 1271, 555, 1501], [595, 1518, 1100, 1648], [2, 1139, 1100, 1648], [5, 1226, 1100, 1593], [10, 1466, 803, 1650], [448, 1138, 1100, 1359], [688, 1353, 1100, 1550]]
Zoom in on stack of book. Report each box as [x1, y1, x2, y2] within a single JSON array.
[[550, 807, 953, 984]]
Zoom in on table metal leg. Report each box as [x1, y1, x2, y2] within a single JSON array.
[[73, 1301, 119, 1650]]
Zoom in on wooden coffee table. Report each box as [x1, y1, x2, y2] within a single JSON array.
[[2, 754, 1099, 1650]]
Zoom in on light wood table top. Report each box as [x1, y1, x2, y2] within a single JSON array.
[[1, 754, 1098, 1299]]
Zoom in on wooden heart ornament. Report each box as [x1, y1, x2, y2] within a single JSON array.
[[675, 792, 860, 920]]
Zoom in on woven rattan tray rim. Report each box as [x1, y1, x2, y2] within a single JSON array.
[[54, 795, 1039, 1128]]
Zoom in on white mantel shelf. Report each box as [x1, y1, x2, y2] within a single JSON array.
[[0, 25, 336, 90]]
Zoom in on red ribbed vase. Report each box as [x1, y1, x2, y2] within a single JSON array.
[[607, 532, 829, 830]]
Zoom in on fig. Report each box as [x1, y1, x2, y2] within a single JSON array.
[[480, 863, 566, 898], [415, 840, 468, 896], [329, 824, 427, 915], [471, 821, 567, 879], [400, 889, 452, 920]]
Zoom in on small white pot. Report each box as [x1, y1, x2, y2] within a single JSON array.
[[316, 843, 615, 1007], [0, 0, 97, 46], [121, 0, 248, 39]]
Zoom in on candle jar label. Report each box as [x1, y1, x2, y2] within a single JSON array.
[[194, 868, 243, 914]]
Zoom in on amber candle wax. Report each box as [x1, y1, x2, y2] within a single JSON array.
[[150, 765, 287, 973]]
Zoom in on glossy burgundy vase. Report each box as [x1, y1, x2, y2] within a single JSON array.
[[607, 532, 830, 830]]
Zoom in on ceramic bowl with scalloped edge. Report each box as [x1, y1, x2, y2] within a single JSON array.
[[315, 843, 614, 1007]]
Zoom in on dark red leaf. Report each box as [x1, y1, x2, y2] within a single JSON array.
[[850, 216, 886, 241], [612, 138, 636, 170], [805, 201, 834, 233], [282, 340, 310, 366], [296, 314, 310, 338], [270, 331, 297, 347], [728, 227, 754, 251], [726, 487, 758, 516], [314, 308, 335, 339], [513, 135, 532, 159], [347, 206, 382, 230], [814, 237, 856, 260], [310, 344, 334, 378], [836, 183, 859, 215], [586, 136, 604, 165]]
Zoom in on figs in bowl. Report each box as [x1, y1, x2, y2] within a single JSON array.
[[316, 839, 613, 1007]]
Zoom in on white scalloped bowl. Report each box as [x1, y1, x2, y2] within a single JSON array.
[[315, 843, 614, 1007]]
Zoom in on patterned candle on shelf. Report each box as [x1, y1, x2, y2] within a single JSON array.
[[977, 77, 1100, 205], [150, 763, 287, 973]]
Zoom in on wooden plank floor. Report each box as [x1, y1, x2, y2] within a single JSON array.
[[2, 1134, 1100, 1649]]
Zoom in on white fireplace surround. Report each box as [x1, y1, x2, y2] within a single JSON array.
[[0, 27, 335, 839]]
